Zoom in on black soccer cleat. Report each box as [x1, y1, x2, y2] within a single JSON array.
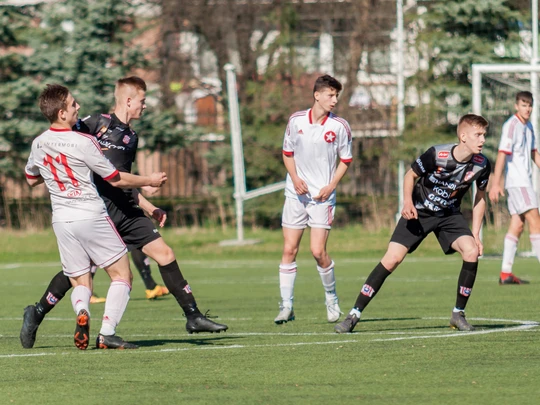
[[499, 274, 530, 285], [334, 313, 360, 334], [185, 313, 228, 334], [96, 333, 138, 349], [20, 304, 44, 349], [449, 310, 474, 331], [74, 309, 90, 350]]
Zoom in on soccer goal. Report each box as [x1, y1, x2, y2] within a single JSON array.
[[472, 63, 540, 256], [220, 64, 286, 246]]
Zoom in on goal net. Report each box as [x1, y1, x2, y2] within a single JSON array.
[[472, 64, 540, 256]]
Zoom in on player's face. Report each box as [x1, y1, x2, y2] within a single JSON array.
[[315, 87, 339, 112], [515, 99, 532, 122], [462, 124, 486, 154], [128, 89, 147, 120], [60, 93, 80, 127]]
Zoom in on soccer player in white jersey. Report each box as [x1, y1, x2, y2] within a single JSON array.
[[24, 84, 167, 349], [489, 91, 540, 285], [274, 75, 353, 324]]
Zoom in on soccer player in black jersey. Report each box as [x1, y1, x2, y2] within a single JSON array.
[[20, 76, 227, 349], [335, 114, 491, 333]]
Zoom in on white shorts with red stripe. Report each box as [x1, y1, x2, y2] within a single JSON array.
[[281, 197, 335, 230], [507, 186, 538, 216], [52, 216, 127, 277]]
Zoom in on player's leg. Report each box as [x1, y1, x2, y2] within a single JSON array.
[[499, 214, 524, 284], [130, 248, 169, 299], [142, 237, 228, 334], [69, 271, 93, 350], [275, 197, 308, 324], [117, 212, 227, 334], [308, 203, 341, 322], [84, 216, 137, 349], [448, 234, 479, 331], [335, 215, 430, 333], [501, 187, 533, 284]]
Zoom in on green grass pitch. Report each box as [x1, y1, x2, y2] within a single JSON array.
[[0, 227, 539, 404]]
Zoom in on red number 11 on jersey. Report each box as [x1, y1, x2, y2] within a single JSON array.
[[43, 153, 80, 191]]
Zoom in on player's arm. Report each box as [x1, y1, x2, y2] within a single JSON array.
[[107, 171, 167, 189], [132, 189, 167, 227], [24, 149, 44, 187], [26, 176, 44, 187], [488, 151, 507, 203], [283, 153, 308, 195], [314, 160, 351, 202], [401, 168, 419, 220], [471, 188, 487, 256], [532, 149, 540, 169]]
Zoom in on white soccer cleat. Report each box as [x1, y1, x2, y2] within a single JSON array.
[[326, 294, 342, 323], [274, 305, 295, 324]]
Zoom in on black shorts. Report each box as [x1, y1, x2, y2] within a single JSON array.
[[107, 204, 161, 252], [390, 211, 472, 255]]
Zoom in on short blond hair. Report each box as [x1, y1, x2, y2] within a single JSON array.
[[457, 114, 489, 133]]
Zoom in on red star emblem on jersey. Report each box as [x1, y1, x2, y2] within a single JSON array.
[[324, 131, 336, 143]]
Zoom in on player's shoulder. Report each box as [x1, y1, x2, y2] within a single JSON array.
[[328, 112, 352, 133], [471, 153, 490, 168], [288, 109, 308, 123]]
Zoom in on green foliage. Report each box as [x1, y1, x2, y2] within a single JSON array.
[[415, 0, 522, 123]]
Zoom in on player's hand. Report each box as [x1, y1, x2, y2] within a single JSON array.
[[313, 185, 334, 202], [151, 208, 167, 227], [293, 178, 309, 195], [488, 184, 504, 203], [142, 185, 161, 195], [475, 236, 484, 257], [149, 172, 167, 187], [401, 201, 418, 220]]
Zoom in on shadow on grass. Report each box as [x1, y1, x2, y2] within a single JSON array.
[[131, 334, 243, 348]]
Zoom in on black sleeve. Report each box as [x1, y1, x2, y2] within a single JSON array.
[[411, 147, 437, 177], [74, 114, 100, 135], [476, 158, 491, 191]]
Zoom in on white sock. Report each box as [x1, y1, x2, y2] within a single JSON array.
[[279, 262, 297, 308], [317, 260, 336, 298], [501, 234, 518, 274], [530, 234, 540, 265], [99, 280, 131, 336], [349, 308, 361, 318], [71, 285, 92, 316]]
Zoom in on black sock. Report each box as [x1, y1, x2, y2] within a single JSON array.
[[131, 248, 157, 290], [37, 270, 72, 316], [455, 261, 478, 310], [354, 262, 392, 311], [158, 260, 201, 319]]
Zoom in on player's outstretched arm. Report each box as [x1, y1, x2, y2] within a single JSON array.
[[488, 151, 506, 203], [108, 171, 167, 189]]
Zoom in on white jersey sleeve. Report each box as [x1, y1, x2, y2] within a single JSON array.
[[336, 118, 353, 163], [498, 119, 515, 154], [25, 149, 41, 179], [78, 132, 119, 180], [283, 117, 296, 156]]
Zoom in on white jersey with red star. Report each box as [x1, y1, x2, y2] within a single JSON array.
[[282, 109, 352, 204], [25, 128, 119, 223], [498, 114, 537, 189]]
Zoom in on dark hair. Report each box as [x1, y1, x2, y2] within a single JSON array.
[[458, 113, 489, 130], [38, 84, 70, 123], [313, 74, 342, 94], [516, 91, 533, 105], [116, 76, 147, 92]]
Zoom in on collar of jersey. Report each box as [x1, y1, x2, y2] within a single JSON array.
[[49, 127, 72, 132], [308, 109, 330, 126]]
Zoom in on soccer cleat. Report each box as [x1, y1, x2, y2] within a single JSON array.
[[334, 313, 360, 333], [274, 305, 295, 325], [96, 333, 138, 349], [90, 295, 106, 304], [20, 305, 44, 349], [449, 310, 474, 331], [326, 295, 343, 323], [499, 274, 530, 285], [185, 312, 228, 334], [145, 285, 170, 300], [74, 309, 90, 350]]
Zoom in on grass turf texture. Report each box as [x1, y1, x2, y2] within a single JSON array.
[[1, 226, 539, 404]]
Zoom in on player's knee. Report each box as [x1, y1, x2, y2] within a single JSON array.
[[283, 245, 299, 258], [460, 245, 479, 261], [310, 247, 326, 262]]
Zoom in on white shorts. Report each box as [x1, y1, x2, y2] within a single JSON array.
[[52, 216, 127, 278], [507, 187, 538, 215], [281, 197, 335, 230]]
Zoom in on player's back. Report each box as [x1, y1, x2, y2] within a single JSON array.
[[27, 128, 115, 223]]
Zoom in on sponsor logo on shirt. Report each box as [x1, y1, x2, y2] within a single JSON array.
[[122, 135, 130, 144], [360, 284, 374, 297], [67, 189, 82, 198], [472, 155, 484, 164], [464, 171, 475, 182], [459, 286, 471, 297], [324, 131, 336, 143], [438, 151, 450, 159]]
